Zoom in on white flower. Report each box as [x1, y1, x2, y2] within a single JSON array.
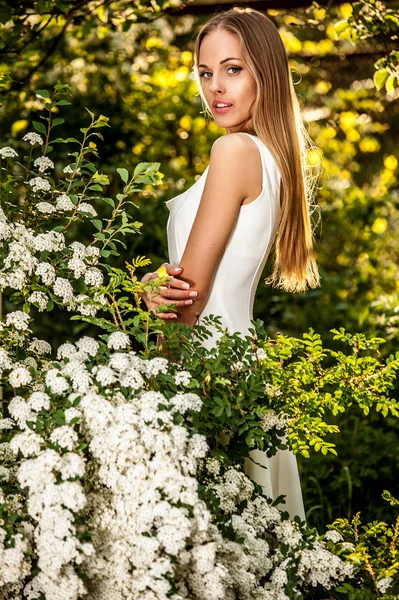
[[0, 418, 15, 430], [206, 457, 221, 476], [28, 391, 51, 412], [260, 409, 288, 432], [56, 193, 74, 211], [324, 530, 344, 543], [9, 366, 32, 388], [28, 291, 49, 311], [68, 257, 87, 278], [29, 338, 52, 355], [64, 407, 81, 424], [0, 146, 18, 158], [6, 310, 31, 331], [6, 268, 26, 291], [76, 294, 98, 316], [75, 336, 99, 357], [57, 342, 78, 360], [24, 356, 37, 370], [34, 230, 65, 252], [36, 202, 56, 214], [70, 241, 86, 259], [84, 267, 103, 287], [29, 177, 51, 193], [170, 392, 202, 413], [23, 132, 44, 146], [85, 246, 100, 259], [144, 357, 169, 377], [107, 352, 131, 372], [46, 369, 70, 394], [0, 348, 12, 368], [95, 365, 116, 386], [33, 156, 54, 172], [59, 452, 86, 480], [376, 577, 393, 593], [50, 425, 78, 451], [107, 331, 130, 350], [8, 395, 35, 428], [63, 163, 81, 174], [53, 277, 74, 303], [0, 220, 11, 241], [35, 262, 56, 285], [9, 431, 43, 457], [78, 202, 97, 216], [174, 370, 191, 386]]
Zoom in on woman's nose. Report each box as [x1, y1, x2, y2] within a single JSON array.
[[209, 74, 224, 94]]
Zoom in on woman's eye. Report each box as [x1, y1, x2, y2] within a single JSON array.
[[199, 66, 242, 78]]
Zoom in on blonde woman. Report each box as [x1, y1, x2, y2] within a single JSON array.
[[142, 7, 321, 520]]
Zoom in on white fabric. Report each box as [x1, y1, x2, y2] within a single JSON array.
[[166, 133, 306, 521]]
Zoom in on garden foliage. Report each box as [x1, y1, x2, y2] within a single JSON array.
[[0, 88, 398, 599]]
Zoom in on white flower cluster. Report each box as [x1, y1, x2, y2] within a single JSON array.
[[260, 409, 288, 432], [0, 335, 355, 600], [33, 156, 54, 173], [56, 193, 74, 212], [36, 202, 56, 214], [63, 164, 80, 174], [0, 207, 104, 317], [5, 311, 31, 331], [376, 576, 393, 593], [22, 132, 44, 146], [29, 177, 51, 193], [0, 337, 217, 599], [0, 146, 19, 159], [206, 468, 354, 600]]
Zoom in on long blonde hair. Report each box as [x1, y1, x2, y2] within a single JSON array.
[[193, 7, 322, 293]]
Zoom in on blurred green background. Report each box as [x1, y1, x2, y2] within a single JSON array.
[[1, 0, 398, 531]]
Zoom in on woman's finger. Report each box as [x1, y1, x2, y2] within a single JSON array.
[[150, 295, 194, 308], [161, 263, 183, 277], [159, 286, 198, 300]]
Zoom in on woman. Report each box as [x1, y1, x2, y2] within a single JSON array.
[[142, 7, 321, 521]]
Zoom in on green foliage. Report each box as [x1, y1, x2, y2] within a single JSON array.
[[0, 0, 398, 576], [324, 492, 399, 599]]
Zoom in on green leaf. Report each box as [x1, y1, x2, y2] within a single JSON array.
[[36, 89, 50, 99], [103, 197, 115, 208], [134, 163, 150, 176], [33, 121, 47, 135], [0, 6, 12, 24], [386, 75, 398, 92], [117, 168, 129, 183], [51, 118, 65, 128], [55, 100, 72, 106], [92, 220, 102, 231], [374, 69, 389, 91]]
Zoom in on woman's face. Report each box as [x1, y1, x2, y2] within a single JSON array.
[[198, 28, 257, 135]]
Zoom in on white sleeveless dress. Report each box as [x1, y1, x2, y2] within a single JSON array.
[[166, 132, 306, 521]]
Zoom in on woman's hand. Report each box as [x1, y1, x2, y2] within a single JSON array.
[[140, 263, 198, 320]]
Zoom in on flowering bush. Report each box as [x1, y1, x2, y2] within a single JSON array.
[[0, 332, 356, 600], [1, 85, 399, 599]]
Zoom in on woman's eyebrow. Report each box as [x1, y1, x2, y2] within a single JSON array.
[[198, 57, 242, 68]]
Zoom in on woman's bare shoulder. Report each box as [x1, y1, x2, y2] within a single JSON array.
[[210, 133, 262, 201], [211, 132, 257, 152]]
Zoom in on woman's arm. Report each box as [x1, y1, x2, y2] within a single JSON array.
[[174, 133, 253, 326]]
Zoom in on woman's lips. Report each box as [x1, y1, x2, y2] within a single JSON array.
[[214, 104, 233, 114]]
